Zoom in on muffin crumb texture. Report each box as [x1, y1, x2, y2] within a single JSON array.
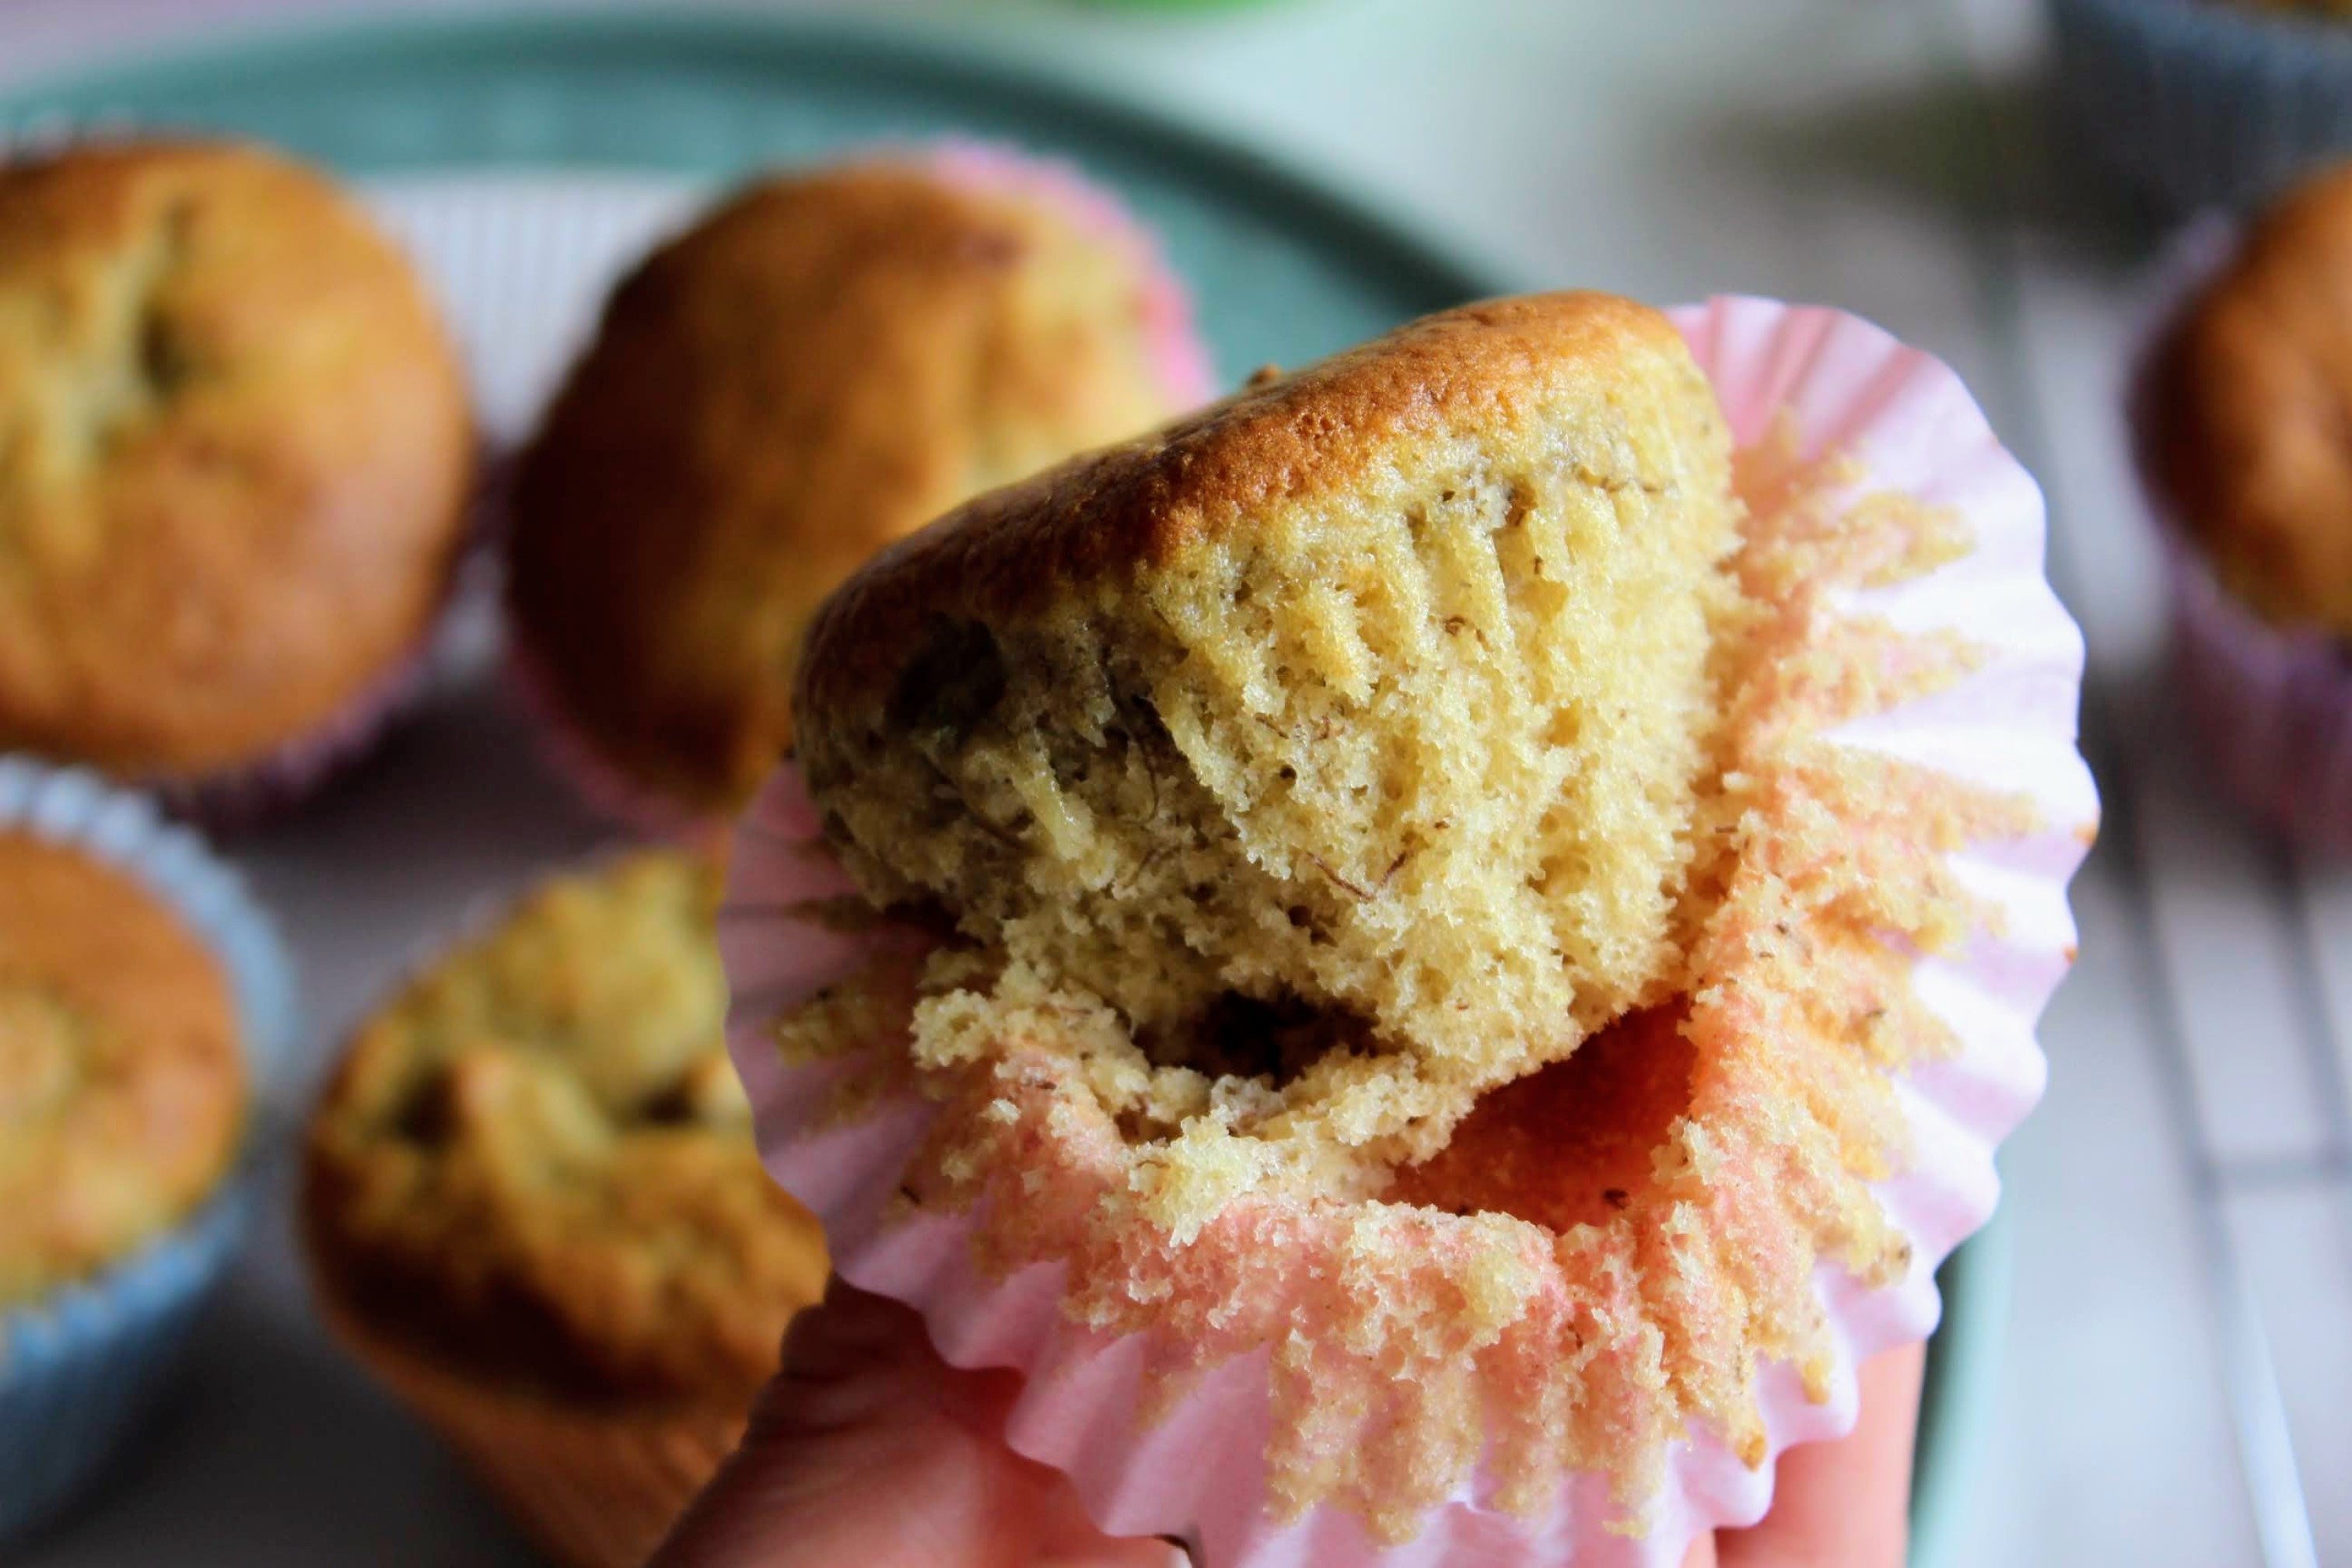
[[0, 832, 245, 1307], [800, 294, 1740, 1167], [778, 295, 2033, 1532], [304, 855, 825, 1406]]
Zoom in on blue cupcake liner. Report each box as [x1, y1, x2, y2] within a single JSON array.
[[2049, 0, 2352, 215], [0, 758, 297, 1545]]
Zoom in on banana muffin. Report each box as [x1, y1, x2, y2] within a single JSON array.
[[0, 139, 474, 799], [753, 290, 2066, 1540], [2147, 161, 2352, 635], [506, 150, 1213, 824], [2138, 160, 2352, 845], [0, 830, 246, 1307], [303, 853, 826, 1568]]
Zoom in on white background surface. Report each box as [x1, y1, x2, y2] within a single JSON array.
[[2, 2, 2339, 1565]]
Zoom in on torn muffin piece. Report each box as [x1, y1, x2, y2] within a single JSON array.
[[796, 292, 1739, 1161], [762, 389, 2032, 1535]]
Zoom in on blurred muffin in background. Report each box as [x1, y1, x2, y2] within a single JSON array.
[[0, 833, 245, 1311], [2140, 160, 2352, 847], [301, 852, 826, 1568], [506, 145, 1213, 831], [0, 140, 474, 826], [0, 758, 288, 1544], [2050, 0, 2352, 216]]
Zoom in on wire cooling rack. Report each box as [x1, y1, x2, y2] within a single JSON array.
[[2003, 248, 2352, 1568]]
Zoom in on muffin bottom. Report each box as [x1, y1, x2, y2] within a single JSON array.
[[310, 1269, 743, 1568]]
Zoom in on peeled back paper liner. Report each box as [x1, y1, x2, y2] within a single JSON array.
[[720, 297, 2096, 1565], [486, 143, 1219, 838]]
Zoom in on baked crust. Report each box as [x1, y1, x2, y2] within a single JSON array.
[[799, 292, 1710, 710], [507, 159, 1192, 814], [0, 139, 473, 777], [0, 831, 245, 1304]]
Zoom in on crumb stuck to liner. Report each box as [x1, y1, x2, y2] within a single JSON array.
[[723, 298, 2095, 1565]]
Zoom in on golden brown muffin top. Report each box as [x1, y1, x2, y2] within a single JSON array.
[[796, 292, 1737, 1163], [2150, 163, 2352, 635], [506, 158, 1195, 817], [801, 292, 1710, 705], [0, 831, 246, 1307], [0, 139, 474, 779], [303, 854, 827, 1409]]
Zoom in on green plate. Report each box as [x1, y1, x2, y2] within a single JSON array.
[[0, 13, 2001, 1560]]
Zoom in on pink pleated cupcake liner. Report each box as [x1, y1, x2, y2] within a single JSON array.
[[718, 297, 2095, 1564], [502, 635, 719, 845], [509, 142, 1216, 838], [2124, 218, 2352, 854], [2166, 558, 2352, 855]]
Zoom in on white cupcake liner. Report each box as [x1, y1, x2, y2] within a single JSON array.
[[2123, 216, 2352, 852], [719, 297, 2095, 1563], [0, 757, 299, 1542]]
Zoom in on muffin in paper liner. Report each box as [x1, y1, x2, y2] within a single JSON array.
[[0, 757, 296, 1544], [309, 1273, 741, 1568], [2126, 215, 2352, 852], [2049, 0, 2352, 217], [299, 849, 831, 1566], [719, 296, 2095, 1564], [0, 126, 484, 834], [506, 139, 1217, 838]]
